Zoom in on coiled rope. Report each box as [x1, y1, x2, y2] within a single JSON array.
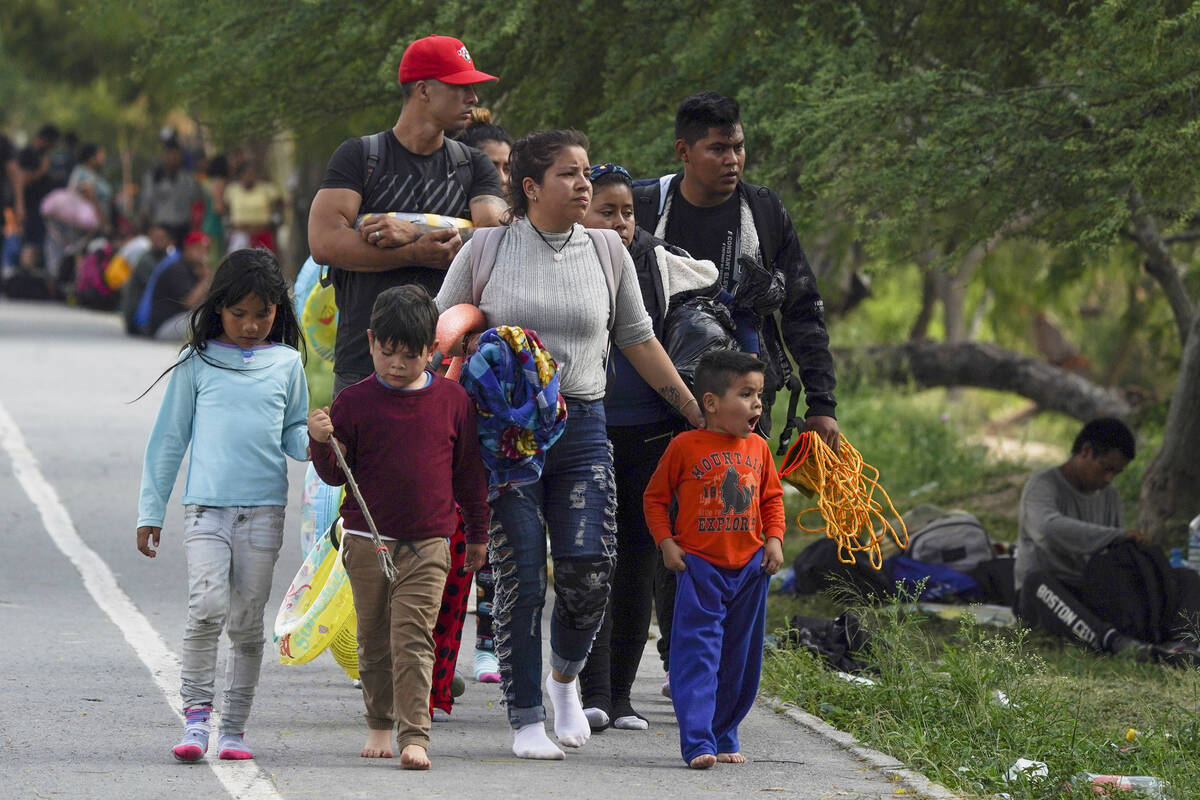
[[779, 430, 908, 570]]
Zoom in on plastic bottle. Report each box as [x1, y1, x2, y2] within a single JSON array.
[[1073, 773, 1168, 797], [1188, 513, 1200, 574]]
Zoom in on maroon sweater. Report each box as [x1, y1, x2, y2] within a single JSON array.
[[309, 372, 490, 543]]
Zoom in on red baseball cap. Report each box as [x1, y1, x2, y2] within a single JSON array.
[[398, 35, 498, 85], [184, 230, 210, 247]]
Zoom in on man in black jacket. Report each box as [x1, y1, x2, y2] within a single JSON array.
[[633, 91, 837, 447], [635, 92, 839, 691]]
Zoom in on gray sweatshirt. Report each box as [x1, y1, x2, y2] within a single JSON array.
[[436, 218, 655, 400], [1014, 466, 1124, 592]]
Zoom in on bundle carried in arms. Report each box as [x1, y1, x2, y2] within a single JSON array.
[[779, 431, 908, 570]]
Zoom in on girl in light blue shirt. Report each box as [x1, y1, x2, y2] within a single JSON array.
[[134, 248, 309, 763]]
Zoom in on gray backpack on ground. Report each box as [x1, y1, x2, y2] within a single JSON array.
[[906, 511, 993, 573]]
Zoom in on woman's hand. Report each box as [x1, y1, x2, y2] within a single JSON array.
[[679, 397, 705, 429]]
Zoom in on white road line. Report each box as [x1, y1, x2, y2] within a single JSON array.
[[0, 401, 284, 800]]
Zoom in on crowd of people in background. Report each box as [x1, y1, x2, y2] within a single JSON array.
[[0, 124, 284, 339]]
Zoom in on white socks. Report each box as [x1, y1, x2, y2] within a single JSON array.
[[512, 722, 564, 760], [545, 674, 591, 748], [613, 714, 649, 730]]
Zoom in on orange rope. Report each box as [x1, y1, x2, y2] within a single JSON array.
[[779, 431, 908, 570]]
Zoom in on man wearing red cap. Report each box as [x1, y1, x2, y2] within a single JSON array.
[[309, 34, 506, 397]]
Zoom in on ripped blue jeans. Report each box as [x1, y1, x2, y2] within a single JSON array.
[[488, 398, 618, 728]]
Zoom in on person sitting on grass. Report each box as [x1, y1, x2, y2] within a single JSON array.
[[644, 349, 786, 769], [1014, 417, 1200, 666]]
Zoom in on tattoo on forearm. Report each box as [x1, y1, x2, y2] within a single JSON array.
[[658, 386, 681, 408]]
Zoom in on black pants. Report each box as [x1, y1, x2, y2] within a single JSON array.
[[579, 420, 681, 713], [1016, 571, 1119, 651], [655, 549, 676, 672], [1016, 568, 1200, 650]]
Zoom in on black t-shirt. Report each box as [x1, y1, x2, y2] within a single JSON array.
[[664, 192, 740, 288], [319, 132, 503, 378], [149, 259, 198, 335]]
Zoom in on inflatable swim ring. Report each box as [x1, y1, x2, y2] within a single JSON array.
[[293, 257, 322, 321], [298, 464, 343, 557], [356, 212, 474, 240], [301, 279, 338, 365], [274, 522, 357, 677]]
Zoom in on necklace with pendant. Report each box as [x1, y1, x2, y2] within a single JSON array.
[[532, 222, 575, 262]]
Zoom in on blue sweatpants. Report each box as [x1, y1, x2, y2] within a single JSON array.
[[669, 549, 768, 763]]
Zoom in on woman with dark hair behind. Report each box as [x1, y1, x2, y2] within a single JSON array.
[[577, 163, 717, 731], [435, 130, 703, 760], [458, 108, 512, 196]]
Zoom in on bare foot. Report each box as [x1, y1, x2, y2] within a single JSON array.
[[400, 744, 430, 770], [689, 753, 717, 769], [717, 752, 746, 763], [360, 729, 393, 758]]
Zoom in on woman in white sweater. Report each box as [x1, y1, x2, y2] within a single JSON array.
[[436, 129, 703, 760]]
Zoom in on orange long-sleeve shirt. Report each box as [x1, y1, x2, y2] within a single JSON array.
[[643, 429, 786, 570]]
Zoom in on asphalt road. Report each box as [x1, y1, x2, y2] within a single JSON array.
[[0, 298, 911, 799]]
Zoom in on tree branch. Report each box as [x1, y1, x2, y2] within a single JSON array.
[[835, 340, 1136, 421], [1127, 188, 1193, 344]]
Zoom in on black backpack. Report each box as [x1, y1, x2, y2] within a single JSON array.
[[791, 537, 893, 601], [1079, 540, 1177, 644]]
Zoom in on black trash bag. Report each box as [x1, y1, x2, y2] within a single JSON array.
[[662, 295, 740, 392], [783, 611, 875, 674], [733, 255, 785, 316]]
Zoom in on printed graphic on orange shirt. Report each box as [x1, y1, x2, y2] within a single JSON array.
[[693, 450, 760, 534]]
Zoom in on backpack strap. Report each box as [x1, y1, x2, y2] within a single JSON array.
[[359, 131, 387, 203], [319, 131, 390, 290], [468, 226, 508, 305], [443, 138, 475, 198], [584, 228, 625, 332]]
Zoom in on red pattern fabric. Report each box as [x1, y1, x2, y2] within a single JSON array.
[[429, 514, 471, 713]]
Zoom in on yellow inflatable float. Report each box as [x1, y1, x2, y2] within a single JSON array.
[[274, 522, 359, 678]]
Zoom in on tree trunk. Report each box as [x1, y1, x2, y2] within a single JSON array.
[[1127, 188, 1193, 344], [1138, 299, 1200, 543], [834, 340, 1136, 420]]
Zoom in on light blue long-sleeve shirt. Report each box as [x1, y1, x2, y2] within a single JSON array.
[[137, 341, 309, 528]]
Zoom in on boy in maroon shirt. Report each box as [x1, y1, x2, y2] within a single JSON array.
[[308, 285, 490, 769]]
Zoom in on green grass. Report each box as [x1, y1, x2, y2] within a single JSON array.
[[760, 385, 1196, 798], [764, 600, 1200, 798]]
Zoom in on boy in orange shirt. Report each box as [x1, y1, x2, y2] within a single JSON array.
[[643, 349, 786, 769]]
